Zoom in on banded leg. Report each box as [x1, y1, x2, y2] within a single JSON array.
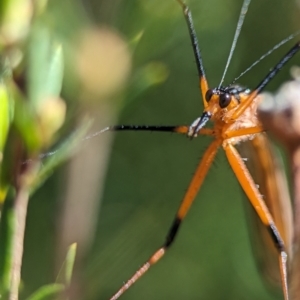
[[94, 125, 189, 136], [109, 139, 221, 300], [97, 125, 215, 136], [176, 0, 209, 106], [224, 143, 289, 300]]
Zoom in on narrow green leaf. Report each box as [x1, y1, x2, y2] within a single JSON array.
[[0, 193, 14, 295], [25, 283, 64, 300], [65, 243, 77, 285], [27, 23, 64, 109], [29, 118, 92, 194], [0, 83, 11, 151], [12, 83, 42, 153], [0, 80, 13, 202], [125, 62, 169, 106]]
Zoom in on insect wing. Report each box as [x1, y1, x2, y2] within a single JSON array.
[[238, 133, 293, 288]]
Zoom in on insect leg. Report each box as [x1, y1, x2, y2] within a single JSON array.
[[99, 125, 215, 136], [224, 142, 289, 300], [223, 126, 264, 139], [109, 139, 221, 300], [99, 125, 189, 134]]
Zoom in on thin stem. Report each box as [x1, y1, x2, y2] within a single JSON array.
[[9, 185, 29, 300]]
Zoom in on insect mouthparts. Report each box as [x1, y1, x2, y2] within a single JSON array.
[[188, 111, 212, 138]]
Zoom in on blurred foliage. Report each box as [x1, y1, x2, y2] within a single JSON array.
[[0, 0, 299, 299], [0, 0, 88, 299]]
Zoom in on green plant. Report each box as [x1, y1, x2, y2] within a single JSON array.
[[0, 1, 88, 299]]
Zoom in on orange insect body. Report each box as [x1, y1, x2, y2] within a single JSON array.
[[105, 1, 300, 299], [202, 93, 262, 142]]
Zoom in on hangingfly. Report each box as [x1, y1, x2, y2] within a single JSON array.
[[100, 0, 300, 299]]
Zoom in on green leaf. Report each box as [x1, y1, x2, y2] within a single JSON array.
[[54, 242, 77, 288], [12, 83, 42, 153], [0, 83, 12, 151], [27, 22, 64, 109], [0, 80, 13, 202], [0, 0, 10, 22], [125, 62, 169, 106], [25, 283, 64, 300], [64, 243, 77, 286], [0, 193, 14, 295], [29, 118, 92, 194]]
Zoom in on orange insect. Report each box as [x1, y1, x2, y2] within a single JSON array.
[[101, 0, 300, 299]]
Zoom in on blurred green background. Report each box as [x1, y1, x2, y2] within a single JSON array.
[[19, 0, 300, 299]]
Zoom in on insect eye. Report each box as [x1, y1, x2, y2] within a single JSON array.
[[219, 93, 231, 108], [205, 89, 214, 102]]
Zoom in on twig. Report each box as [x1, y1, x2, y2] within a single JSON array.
[[9, 184, 29, 300]]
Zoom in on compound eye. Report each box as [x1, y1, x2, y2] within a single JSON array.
[[205, 89, 214, 102], [219, 93, 231, 108]]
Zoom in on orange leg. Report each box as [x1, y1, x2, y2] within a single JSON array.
[[109, 139, 221, 300], [223, 125, 264, 139], [196, 128, 215, 136], [223, 142, 289, 300]]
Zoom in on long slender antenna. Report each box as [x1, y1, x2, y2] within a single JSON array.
[[254, 41, 300, 94], [176, 0, 210, 103], [218, 0, 251, 88], [232, 30, 300, 84], [176, 0, 206, 81]]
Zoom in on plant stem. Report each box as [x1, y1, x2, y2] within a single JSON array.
[[9, 185, 29, 300]]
